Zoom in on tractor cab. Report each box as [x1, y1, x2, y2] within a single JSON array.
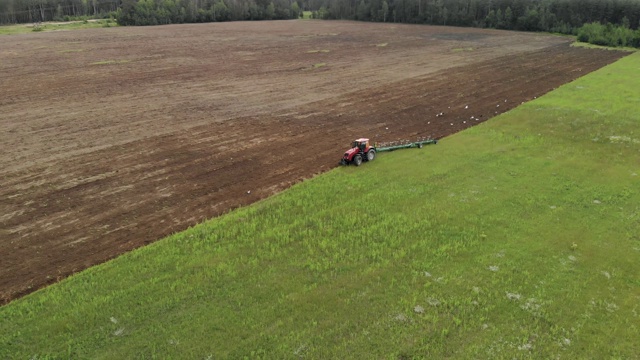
[[352, 138, 370, 152]]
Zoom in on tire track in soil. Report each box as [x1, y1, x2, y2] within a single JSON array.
[[0, 44, 627, 304]]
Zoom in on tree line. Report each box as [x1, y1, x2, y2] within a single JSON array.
[[0, 0, 119, 23], [577, 21, 640, 47], [306, 0, 640, 47], [2, 0, 640, 47], [0, 0, 301, 24], [308, 0, 640, 31], [3, 0, 640, 28], [117, 0, 301, 25]]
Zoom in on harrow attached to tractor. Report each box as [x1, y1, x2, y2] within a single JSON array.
[[339, 137, 438, 166]]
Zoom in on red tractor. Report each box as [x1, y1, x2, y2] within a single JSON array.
[[340, 138, 376, 166]]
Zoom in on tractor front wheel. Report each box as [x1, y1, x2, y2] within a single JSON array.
[[367, 149, 376, 161], [353, 155, 363, 166]]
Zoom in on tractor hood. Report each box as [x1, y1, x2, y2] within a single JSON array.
[[344, 148, 358, 158]]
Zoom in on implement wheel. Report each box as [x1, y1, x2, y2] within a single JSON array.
[[367, 149, 376, 161], [353, 155, 363, 166]]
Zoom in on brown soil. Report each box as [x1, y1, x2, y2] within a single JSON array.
[[0, 20, 627, 304]]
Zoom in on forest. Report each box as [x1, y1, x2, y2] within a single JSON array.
[[1, 0, 639, 46], [309, 0, 640, 47], [310, 0, 640, 31], [0, 0, 302, 24]]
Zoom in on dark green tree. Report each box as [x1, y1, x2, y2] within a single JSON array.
[[357, 0, 369, 20]]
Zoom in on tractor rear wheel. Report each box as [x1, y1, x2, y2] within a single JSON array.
[[353, 155, 363, 166], [367, 149, 376, 161], [418, 143, 423, 149]]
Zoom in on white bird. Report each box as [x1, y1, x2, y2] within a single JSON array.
[[463, 121, 466, 124], [497, 104, 500, 107], [247, 190, 251, 194], [464, 105, 468, 109], [450, 123, 454, 125]]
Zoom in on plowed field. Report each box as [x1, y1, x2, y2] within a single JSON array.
[[0, 20, 627, 303]]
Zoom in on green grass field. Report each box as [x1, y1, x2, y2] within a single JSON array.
[[0, 20, 116, 35], [2, 52, 639, 358]]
